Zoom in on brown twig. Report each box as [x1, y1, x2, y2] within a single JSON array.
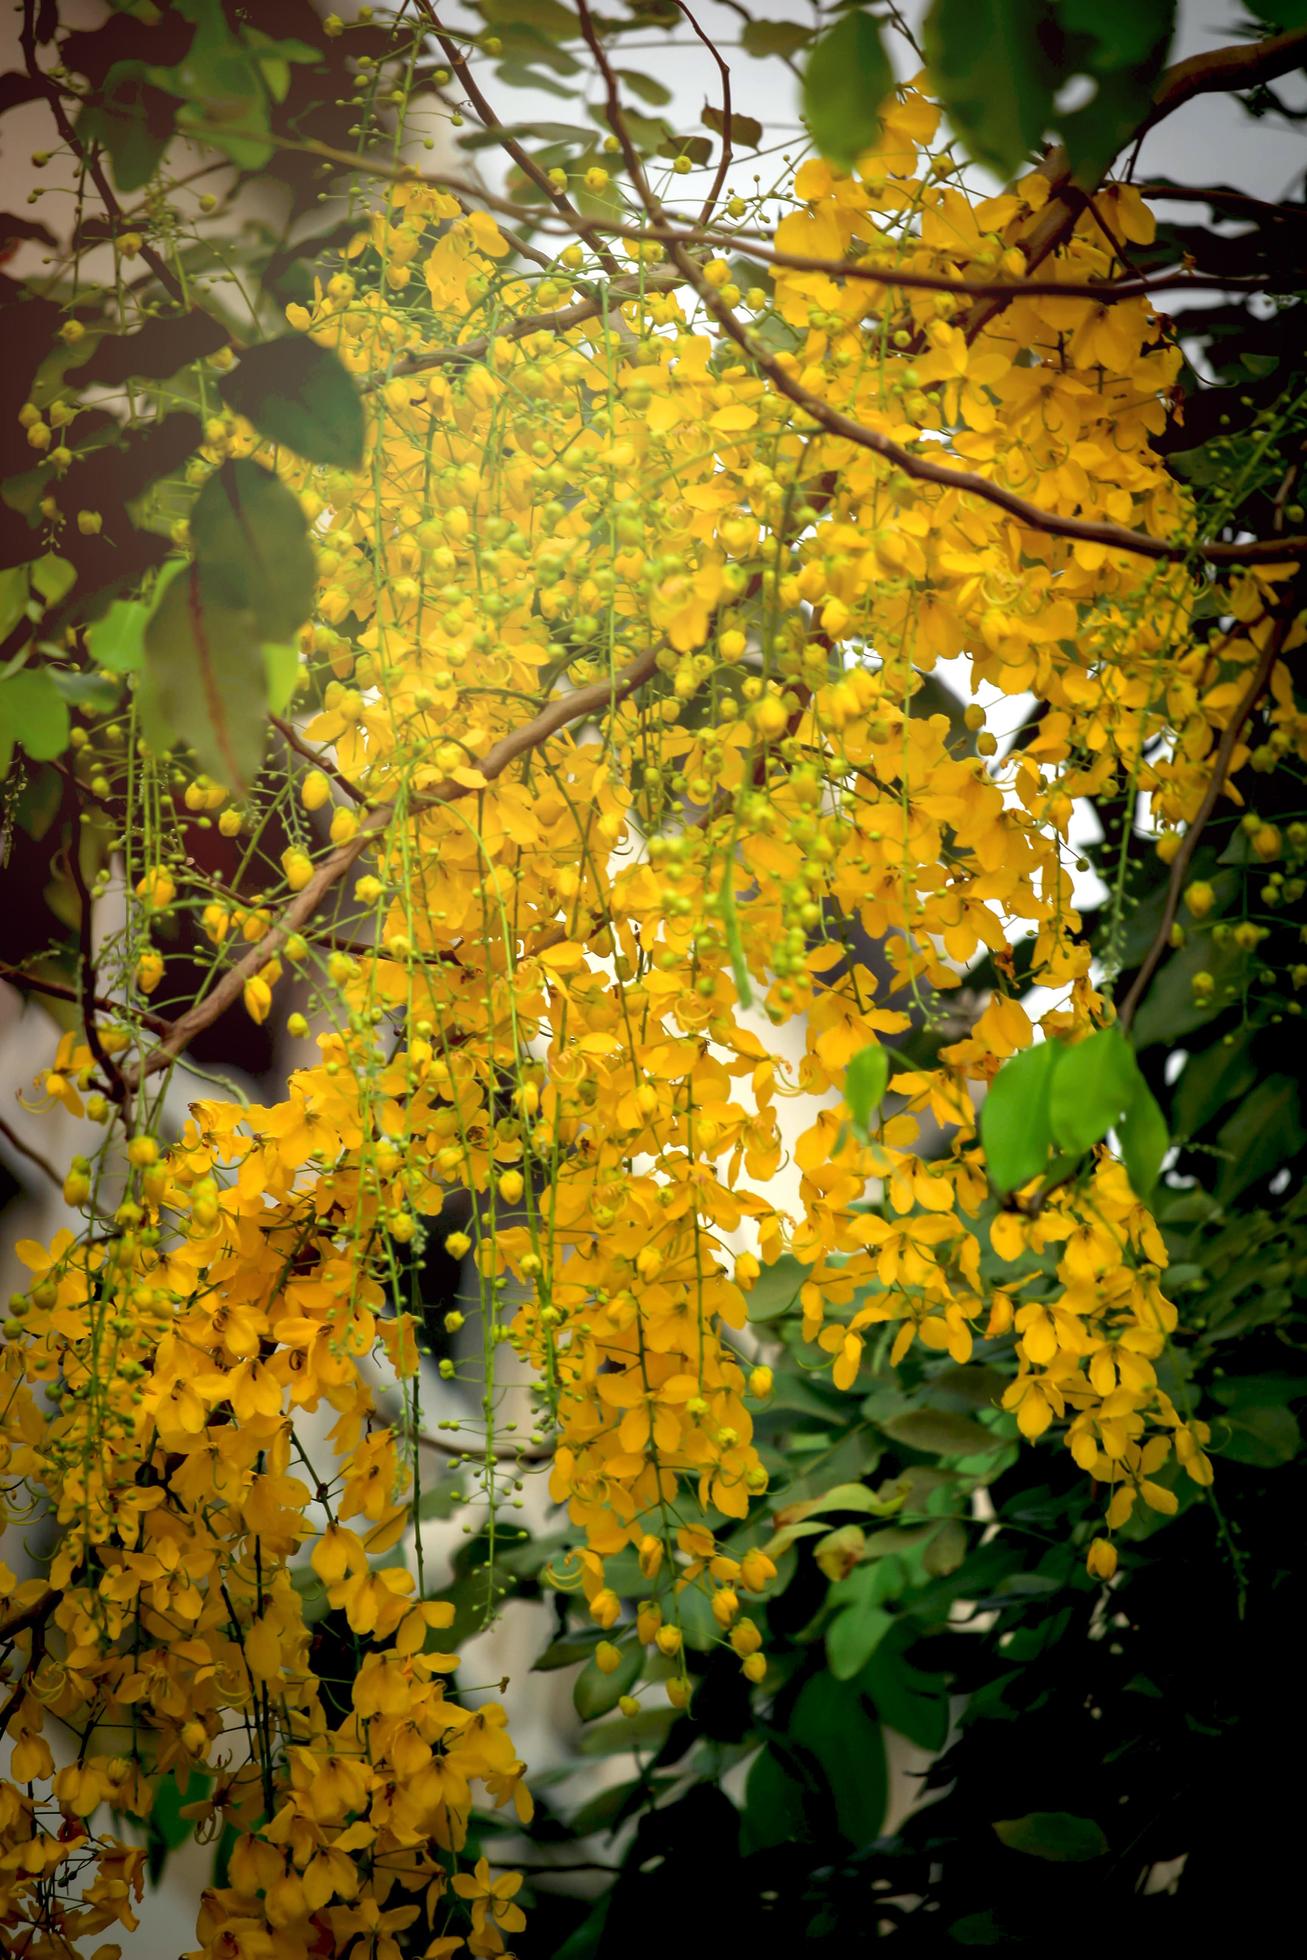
[[271, 715, 371, 807], [0, 963, 170, 1035], [123, 651, 657, 1089], [1118, 597, 1301, 1032]]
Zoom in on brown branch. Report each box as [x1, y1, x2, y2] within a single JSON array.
[[122, 650, 657, 1089], [1118, 592, 1302, 1033], [0, 964, 170, 1035]]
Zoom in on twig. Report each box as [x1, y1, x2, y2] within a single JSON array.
[[271, 715, 371, 806], [0, 964, 170, 1035]]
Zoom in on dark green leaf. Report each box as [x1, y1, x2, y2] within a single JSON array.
[[745, 1252, 805, 1322], [924, 0, 1055, 179], [78, 64, 177, 191], [791, 1671, 887, 1845], [144, 565, 268, 789], [1218, 1402, 1300, 1467], [1057, 1, 1176, 181], [743, 1746, 812, 1852], [828, 1597, 893, 1680], [845, 1042, 890, 1132], [980, 1039, 1057, 1192], [220, 338, 364, 471], [860, 1624, 950, 1751], [1048, 1028, 1138, 1157], [189, 460, 316, 644], [993, 1812, 1109, 1861], [573, 1642, 643, 1720], [802, 9, 893, 171], [1118, 1080, 1168, 1202]]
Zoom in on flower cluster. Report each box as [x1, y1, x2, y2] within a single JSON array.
[[3, 64, 1302, 1960]]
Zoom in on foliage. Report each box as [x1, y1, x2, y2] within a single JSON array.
[[0, 2, 1304, 1956]]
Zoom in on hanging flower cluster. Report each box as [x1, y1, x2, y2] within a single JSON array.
[[3, 54, 1304, 1960]]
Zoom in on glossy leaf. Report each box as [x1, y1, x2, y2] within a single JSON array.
[[1047, 1028, 1138, 1156], [979, 1039, 1058, 1192]]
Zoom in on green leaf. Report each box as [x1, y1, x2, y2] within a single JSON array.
[[144, 566, 269, 790], [0, 669, 71, 761], [32, 555, 75, 606], [616, 68, 672, 106], [923, 1517, 969, 1576], [573, 1642, 643, 1720], [1047, 1028, 1138, 1156], [859, 1624, 950, 1751], [189, 460, 316, 644], [85, 598, 148, 674], [742, 18, 815, 60], [743, 1747, 812, 1853], [49, 669, 120, 714], [745, 1252, 805, 1323], [1229, 1, 1307, 29], [702, 104, 763, 148], [882, 1408, 998, 1457], [845, 1042, 890, 1132], [979, 1040, 1057, 1192], [791, 1671, 887, 1846], [993, 1812, 1109, 1862], [828, 1598, 894, 1681], [78, 64, 177, 192], [262, 642, 300, 714], [1118, 1080, 1168, 1202], [1218, 1403, 1300, 1468], [802, 9, 893, 171], [1056, 0, 1176, 181], [924, 0, 1055, 180], [220, 338, 364, 471]]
